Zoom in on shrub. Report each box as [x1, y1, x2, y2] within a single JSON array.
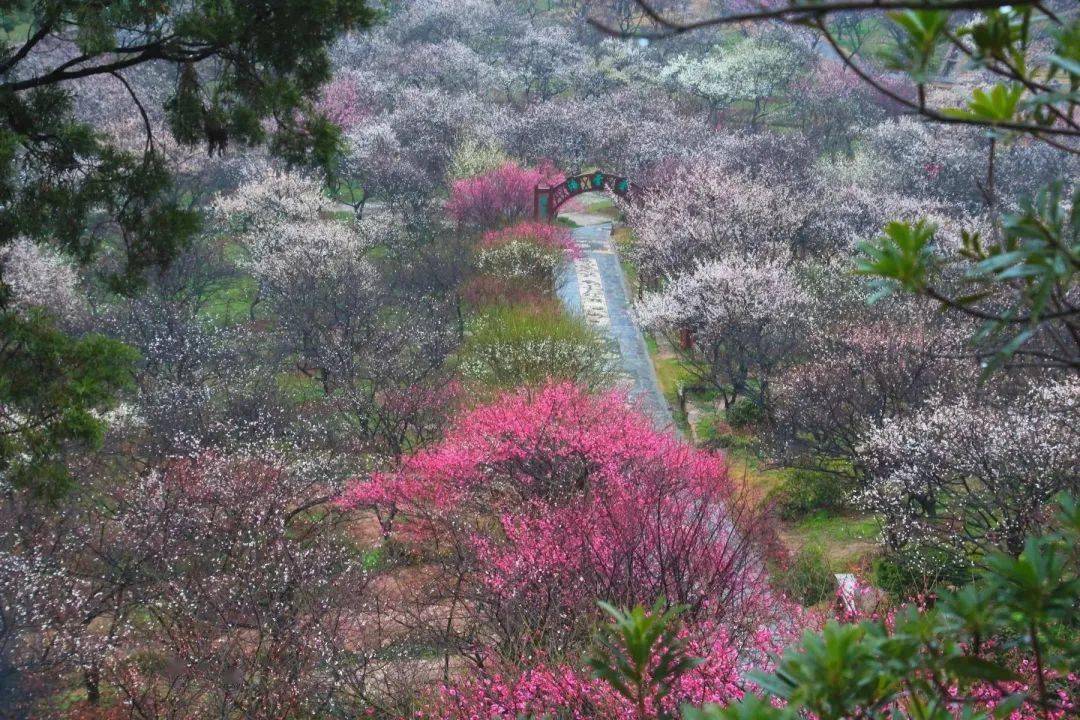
[[475, 221, 577, 290], [771, 469, 852, 521], [871, 551, 973, 601], [724, 397, 763, 428], [457, 304, 612, 390], [446, 161, 562, 228], [695, 413, 722, 443], [772, 544, 835, 607]]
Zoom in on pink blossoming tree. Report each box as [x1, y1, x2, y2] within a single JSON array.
[[339, 382, 779, 662], [423, 627, 748, 720], [317, 71, 371, 132], [446, 161, 562, 228]]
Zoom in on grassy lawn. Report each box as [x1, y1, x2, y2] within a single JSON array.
[[643, 327, 878, 573], [581, 195, 621, 221], [720, 442, 787, 497], [784, 513, 880, 570], [361, 546, 385, 572], [790, 513, 879, 546], [201, 276, 258, 325], [221, 239, 248, 264], [611, 227, 640, 295], [645, 333, 696, 397], [326, 180, 365, 205], [277, 372, 325, 404], [644, 333, 696, 434]]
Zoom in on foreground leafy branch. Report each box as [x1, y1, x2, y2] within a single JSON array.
[[858, 182, 1079, 371], [593, 497, 1080, 720]]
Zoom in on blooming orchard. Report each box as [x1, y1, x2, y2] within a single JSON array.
[[3, 0, 1077, 716]]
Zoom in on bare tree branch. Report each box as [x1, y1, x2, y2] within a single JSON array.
[[586, 0, 1050, 39], [109, 71, 155, 157]]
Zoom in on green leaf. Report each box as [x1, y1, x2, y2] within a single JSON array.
[[855, 220, 938, 292], [944, 84, 1024, 123], [971, 250, 1028, 275], [1048, 54, 1080, 77], [883, 10, 948, 83]]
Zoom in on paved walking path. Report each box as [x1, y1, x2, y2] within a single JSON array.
[[559, 213, 775, 618], [558, 215, 676, 432]]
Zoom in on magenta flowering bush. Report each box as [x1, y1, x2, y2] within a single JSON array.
[[427, 662, 624, 720], [338, 381, 779, 654], [424, 627, 748, 720], [447, 161, 563, 228]]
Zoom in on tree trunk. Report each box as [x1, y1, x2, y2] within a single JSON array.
[[84, 665, 101, 705]]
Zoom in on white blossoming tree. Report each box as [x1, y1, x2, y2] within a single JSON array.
[[859, 378, 1080, 568], [216, 164, 462, 459], [622, 156, 820, 286], [661, 33, 809, 129], [638, 253, 811, 414], [0, 453, 379, 716], [0, 238, 87, 325]]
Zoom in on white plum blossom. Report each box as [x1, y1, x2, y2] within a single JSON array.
[[638, 253, 811, 409], [508, 25, 590, 102], [638, 254, 810, 337], [769, 299, 975, 481], [822, 117, 1078, 211], [338, 86, 497, 214], [661, 35, 808, 127], [247, 219, 378, 294], [214, 163, 333, 234], [624, 158, 819, 282], [859, 377, 1080, 565], [213, 164, 379, 294], [395, 38, 505, 94], [476, 240, 562, 281], [0, 237, 86, 323]]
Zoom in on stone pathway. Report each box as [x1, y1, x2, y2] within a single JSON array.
[[558, 217, 675, 432], [558, 213, 772, 610]]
